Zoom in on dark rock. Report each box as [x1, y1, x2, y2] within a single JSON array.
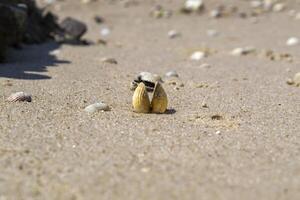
[[0, 0, 62, 62], [94, 15, 104, 24], [60, 17, 87, 40], [0, 3, 27, 61]]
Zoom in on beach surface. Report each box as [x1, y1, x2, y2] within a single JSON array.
[[0, 0, 300, 199]]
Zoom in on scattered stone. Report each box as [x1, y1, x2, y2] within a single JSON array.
[[215, 130, 221, 135], [150, 5, 172, 18], [259, 49, 293, 62], [100, 27, 110, 37], [250, 1, 263, 8], [101, 57, 118, 64], [286, 37, 299, 46], [289, 72, 300, 87], [84, 102, 110, 113], [230, 46, 256, 56], [272, 3, 285, 12], [7, 92, 32, 102], [165, 70, 179, 78], [49, 49, 61, 56], [94, 15, 104, 24], [211, 114, 223, 120], [201, 102, 208, 108], [60, 17, 87, 41], [293, 73, 300, 85], [210, 9, 222, 18], [194, 82, 209, 88], [168, 30, 180, 39], [190, 51, 206, 61], [181, 0, 204, 13], [286, 78, 294, 85]]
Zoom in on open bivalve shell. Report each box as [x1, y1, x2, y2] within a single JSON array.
[[132, 82, 151, 113], [151, 82, 168, 114]]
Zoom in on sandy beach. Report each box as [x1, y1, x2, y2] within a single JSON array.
[[0, 0, 300, 199]]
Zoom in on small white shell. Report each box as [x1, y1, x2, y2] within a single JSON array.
[[7, 92, 32, 102], [293, 72, 300, 86], [184, 0, 204, 11], [168, 30, 180, 39], [230, 46, 256, 56], [286, 37, 299, 46], [84, 102, 110, 113], [101, 57, 118, 64], [273, 3, 285, 12], [165, 70, 179, 78], [190, 51, 206, 61]]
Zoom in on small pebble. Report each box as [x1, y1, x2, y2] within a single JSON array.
[[201, 102, 208, 108], [250, 0, 263, 8], [49, 49, 61, 56], [60, 17, 87, 40], [84, 102, 110, 113], [230, 46, 255, 56], [94, 15, 104, 24], [272, 3, 285, 12], [168, 30, 180, 39], [100, 28, 111, 37], [293, 72, 300, 86], [286, 37, 299, 46], [215, 130, 221, 135], [210, 9, 221, 18], [183, 0, 204, 12], [165, 70, 179, 78], [101, 57, 118, 64], [190, 51, 206, 61]]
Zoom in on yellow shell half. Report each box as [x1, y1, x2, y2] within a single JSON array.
[[132, 82, 151, 113], [151, 82, 168, 114]]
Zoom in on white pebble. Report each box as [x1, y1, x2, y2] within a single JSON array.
[[165, 70, 179, 78], [230, 48, 244, 56], [168, 30, 180, 39], [210, 9, 221, 18], [286, 37, 299, 46], [184, 0, 204, 11], [100, 28, 111, 37], [272, 3, 285, 12], [84, 102, 110, 113], [190, 51, 206, 61], [49, 49, 61, 56], [250, 0, 262, 8], [230, 46, 255, 56]]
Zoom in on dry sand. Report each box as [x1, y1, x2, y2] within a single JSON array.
[[0, 0, 300, 199]]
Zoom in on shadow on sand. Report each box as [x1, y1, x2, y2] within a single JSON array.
[[0, 42, 70, 80]]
